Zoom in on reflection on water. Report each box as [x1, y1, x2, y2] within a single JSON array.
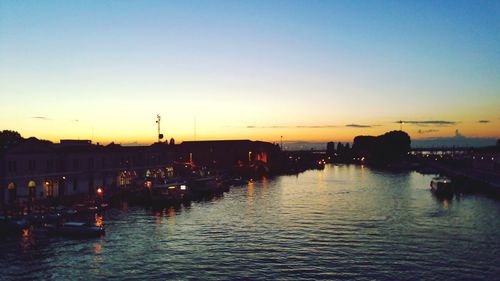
[[442, 198, 449, 210], [2, 164, 500, 280], [96, 214, 103, 227], [247, 180, 254, 204]]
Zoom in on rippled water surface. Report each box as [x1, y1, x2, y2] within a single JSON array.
[[2, 165, 500, 280]]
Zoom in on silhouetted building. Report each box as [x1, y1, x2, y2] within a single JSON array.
[[0, 138, 173, 205], [352, 130, 411, 164], [472, 145, 500, 172], [176, 140, 282, 173]]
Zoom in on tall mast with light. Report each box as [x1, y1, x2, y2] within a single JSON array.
[[156, 114, 164, 142]]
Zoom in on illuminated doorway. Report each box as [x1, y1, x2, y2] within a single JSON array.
[[44, 180, 54, 198], [28, 180, 36, 199]]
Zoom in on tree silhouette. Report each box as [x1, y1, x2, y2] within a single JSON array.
[[0, 130, 23, 154]]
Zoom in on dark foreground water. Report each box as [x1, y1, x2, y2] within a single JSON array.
[[2, 165, 500, 280]]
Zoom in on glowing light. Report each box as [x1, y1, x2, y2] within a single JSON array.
[[97, 187, 103, 194], [180, 185, 187, 190], [168, 186, 176, 190], [8, 182, 16, 190]]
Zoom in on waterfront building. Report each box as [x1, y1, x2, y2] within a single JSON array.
[[176, 140, 282, 173], [0, 138, 173, 205], [471, 147, 500, 172]]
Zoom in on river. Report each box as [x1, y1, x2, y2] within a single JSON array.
[[2, 164, 500, 280]]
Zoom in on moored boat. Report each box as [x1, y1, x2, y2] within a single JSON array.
[[0, 216, 30, 234], [430, 176, 453, 195], [47, 221, 105, 237], [189, 177, 221, 195], [150, 181, 190, 204]]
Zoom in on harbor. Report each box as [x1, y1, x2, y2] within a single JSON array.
[[2, 1, 499, 279], [2, 165, 500, 280]]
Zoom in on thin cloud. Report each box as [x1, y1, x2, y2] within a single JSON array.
[[247, 125, 287, 129], [32, 116, 50, 120], [397, 120, 456, 126], [295, 125, 338, 128], [477, 120, 490, 123], [345, 124, 374, 128], [418, 129, 439, 134], [247, 125, 338, 129]]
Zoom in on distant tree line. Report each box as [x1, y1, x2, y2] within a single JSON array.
[[0, 130, 23, 156]]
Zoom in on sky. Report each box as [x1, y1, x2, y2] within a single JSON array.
[[1, 0, 499, 145]]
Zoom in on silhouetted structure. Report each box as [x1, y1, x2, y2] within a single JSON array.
[[0, 137, 173, 205], [352, 130, 411, 164], [176, 140, 282, 175], [326, 142, 335, 158], [0, 130, 23, 156]]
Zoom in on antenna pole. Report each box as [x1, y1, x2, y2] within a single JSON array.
[[156, 114, 161, 143]]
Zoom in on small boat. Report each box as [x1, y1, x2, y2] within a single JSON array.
[[430, 176, 453, 195], [150, 181, 190, 204], [224, 177, 245, 187], [189, 177, 220, 195], [47, 222, 105, 237], [0, 216, 30, 234]]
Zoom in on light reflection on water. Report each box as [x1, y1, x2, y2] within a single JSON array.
[[1, 164, 500, 280]]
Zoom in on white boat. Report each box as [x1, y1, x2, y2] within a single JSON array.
[[430, 176, 453, 195], [48, 222, 105, 237]]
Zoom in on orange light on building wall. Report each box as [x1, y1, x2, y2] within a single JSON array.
[[256, 152, 268, 163]]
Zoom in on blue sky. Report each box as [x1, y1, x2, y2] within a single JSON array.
[[1, 0, 499, 143]]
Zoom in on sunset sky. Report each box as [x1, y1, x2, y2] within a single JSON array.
[[1, 0, 499, 145]]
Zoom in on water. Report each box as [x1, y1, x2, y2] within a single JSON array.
[[2, 164, 500, 280]]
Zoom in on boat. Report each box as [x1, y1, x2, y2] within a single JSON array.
[[188, 177, 221, 195], [0, 216, 30, 234], [150, 181, 190, 204], [47, 222, 105, 237], [430, 176, 453, 195], [223, 176, 246, 187]]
